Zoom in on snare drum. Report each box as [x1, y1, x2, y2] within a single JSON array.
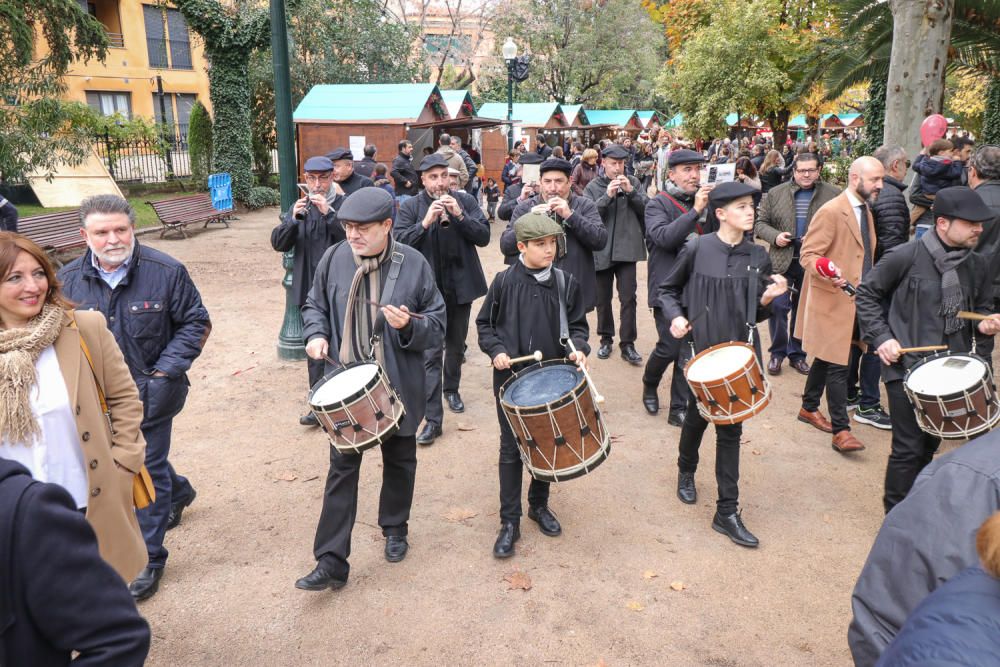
[[308, 361, 406, 454], [684, 342, 771, 425], [499, 360, 610, 483], [903, 352, 1000, 439]]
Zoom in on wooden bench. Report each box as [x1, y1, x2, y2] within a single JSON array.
[[19, 209, 86, 265], [147, 193, 234, 239]]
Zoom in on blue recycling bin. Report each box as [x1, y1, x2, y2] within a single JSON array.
[[208, 173, 233, 211]]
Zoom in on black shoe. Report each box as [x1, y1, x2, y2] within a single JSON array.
[[677, 472, 696, 504], [444, 392, 465, 413], [642, 384, 660, 415], [620, 344, 643, 366], [712, 511, 759, 548], [416, 422, 442, 446], [527, 506, 562, 536], [597, 343, 613, 359], [129, 567, 164, 601], [299, 412, 319, 427], [166, 487, 197, 531], [493, 521, 520, 558], [385, 535, 408, 562], [295, 564, 347, 591], [667, 409, 686, 427]]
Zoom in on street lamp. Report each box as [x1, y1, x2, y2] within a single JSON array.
[[503, 37, 517, 152]]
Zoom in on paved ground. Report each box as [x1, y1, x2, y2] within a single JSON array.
[[135, 207, 945, 666]]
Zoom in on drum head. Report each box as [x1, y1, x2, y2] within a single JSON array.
[[505, 364, 581, 406], [687, 344, 753, 383], [311, 363, 380, 406], [907, 354, 986, 395]]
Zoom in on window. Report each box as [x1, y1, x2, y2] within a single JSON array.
[[85, 91, 132, 118], [81, 0, 124, 48], [152, 93, 199, 143], [144, 5, 192, 69]]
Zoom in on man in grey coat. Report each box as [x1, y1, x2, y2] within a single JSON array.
[[970, 145, 1000, 309], [584, 143, 648, 365]]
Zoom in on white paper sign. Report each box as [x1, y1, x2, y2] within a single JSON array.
[[701, 162, 736, 185], [349, 136, 366, 161]]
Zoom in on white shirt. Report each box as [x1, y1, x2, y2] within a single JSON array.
[[0, 346, 89, 508], [845, 189, 866, 231]]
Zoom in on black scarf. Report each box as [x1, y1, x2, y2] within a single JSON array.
[[921, 230, 972, 335]]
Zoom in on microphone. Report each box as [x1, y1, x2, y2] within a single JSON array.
[[815, 257, 856, 296]]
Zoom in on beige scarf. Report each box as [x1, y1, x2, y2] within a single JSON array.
[[339, 239, 394, 366], [0, 303, 65, 444]]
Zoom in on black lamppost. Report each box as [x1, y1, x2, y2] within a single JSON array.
[[503, 37, 518, 152]]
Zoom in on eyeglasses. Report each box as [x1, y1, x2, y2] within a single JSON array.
[[304, 172, 333, 183], [795, 168, 819, 175], [341, 221, 382, 233]]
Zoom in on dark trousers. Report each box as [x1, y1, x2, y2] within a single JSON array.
[[424, 299, 472, 426], [767, 262, 806, 363], [596, 262, 638, 346], [677, 398, 742, 515], [136, 418, 174, 569], [313, 434, 417, 580], [494, 371, 549, 522], [168, 463, 194, 506], [848, 345, 882, 409], [802, 357, 851, 433], [643, 308, 693, 413], [883, 380, 940, 513]]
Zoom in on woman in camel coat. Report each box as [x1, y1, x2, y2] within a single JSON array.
[[0, 232, 146, 581]]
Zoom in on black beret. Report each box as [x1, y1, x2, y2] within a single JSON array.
[[539, 157, 573, 176], [667, 149, 706, 167], [602, 144, 630, 159], [418, 153, 450, 172], [337, 187, 394, 223], [519, 152, 545, 165], [932, 186, 995, 223], [303, 156, 333, 172], [708, 181, 758, 207], [325, 147, 353, 162]]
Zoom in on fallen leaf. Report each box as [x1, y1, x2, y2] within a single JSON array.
[[751, 449, 762, 456], [669, 581, 687, 591], [504, 570, 532, 590], [642, 570, 658, 580], [443, 508, 478, 522], [626, 600, 644, 611], [274, 471, 297, 482], [231, 364, 258, 376], [589, 660, 609, 667], [456, 424, 477, 431]]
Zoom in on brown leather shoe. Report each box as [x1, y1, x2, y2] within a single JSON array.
[[832, 430, 865, 453], [797, 408, 833, 433], [767, 356, 782, 375], [790, 358, 811, 375]]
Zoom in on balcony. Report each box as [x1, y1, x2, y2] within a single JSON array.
[[106, 32, 125, 48]]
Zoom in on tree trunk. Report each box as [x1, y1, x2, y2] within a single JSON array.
[[883, 0, 953, 162], [770, 109, 790, 149]]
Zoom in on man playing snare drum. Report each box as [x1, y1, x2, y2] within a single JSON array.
[[295, 187, 445, 591], [856, 186, 1000, 513]]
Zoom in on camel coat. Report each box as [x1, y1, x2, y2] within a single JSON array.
[[795, 193, 877, 366], [53, 309, 147, 581]]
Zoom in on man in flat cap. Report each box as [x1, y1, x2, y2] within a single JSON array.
[[296, 187, 446, 592], [272, 155, 350, 426], [641, 148, 712, 426], [497, 152, 544, 222], [434, 134, 469, 188], [501, 157, 608, 312], [584, 143, 648, 366], [856, 185, 1000, 512], [325, 147, 374, 197], [396, 153, 490, 446]]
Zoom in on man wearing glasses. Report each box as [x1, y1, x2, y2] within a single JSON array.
[[271, 155, 348, 426], [755, 153, 841, 376]]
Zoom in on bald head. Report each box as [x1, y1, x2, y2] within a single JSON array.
[[849, 156, 884, 204]]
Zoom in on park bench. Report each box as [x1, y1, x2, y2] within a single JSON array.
[[19, 209, 86, 265], [148, 192, 233, 239]]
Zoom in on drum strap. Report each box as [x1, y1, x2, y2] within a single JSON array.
[[369, 250, 406, 355], [745, 250, 763, 345], [555, 268, 570, 345]]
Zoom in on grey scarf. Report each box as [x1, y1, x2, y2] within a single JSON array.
[[518, 255, 552, 283], [339, 238, 394, 365], [921, 230, 972, 335]]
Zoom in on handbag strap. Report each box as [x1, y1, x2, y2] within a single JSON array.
[[658, 192, 703, 235], [71, 314, 115, 435]]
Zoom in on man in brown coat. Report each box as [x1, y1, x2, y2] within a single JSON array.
[[796, 156, 884, 453]]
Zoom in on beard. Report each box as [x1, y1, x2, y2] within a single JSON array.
[[91, 234, 136, 268]]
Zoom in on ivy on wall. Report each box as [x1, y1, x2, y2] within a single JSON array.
[[855, 77, 886, 156], [983, 77, 1000, 145]]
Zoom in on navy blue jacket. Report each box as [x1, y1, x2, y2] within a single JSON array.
[[58, 241, 211, 382], [877, 567, 1000, 666], [0, 198, 16, 232], [0, 459, 150, 666]]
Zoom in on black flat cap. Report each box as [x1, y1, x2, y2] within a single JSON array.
[[303, 156, 333, 172], [668, 149, 706, 167], [418, 153, 450, 172], [337, 187, 394, 223], [519, 152, 545, 165], [708, 181, 757, 207], [326, 147, 353, 162], [539, 157, 573, 175], [602, 144, 630, 159], [933, 186, 995, 223]]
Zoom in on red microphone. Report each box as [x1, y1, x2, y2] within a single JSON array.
[[815, 257, 856, 296]]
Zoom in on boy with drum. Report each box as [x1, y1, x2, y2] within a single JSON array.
[[476, 212, 591, 558], [855, 186, 1000, 513], [661, 182, 788, 548]]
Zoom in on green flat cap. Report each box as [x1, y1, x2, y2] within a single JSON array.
[[515, 211, 564, 242]]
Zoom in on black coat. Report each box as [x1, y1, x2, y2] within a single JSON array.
[[974, 180, 1000, 307], [394, 190, 490, 304], [390, 153, 419, 196], [583, 175, 648, 268], [0, 459, 150, 666], [643, 188, 712, 308], [353, 158, 377, 179], [338, 172, 374, 197], [301, 241, 446, 437], [501, 194, 608, 311], [497, 183, 524, 221], [270, 201, 345, 307], [0, 198, 16, 232], [855, 238, 993, 383], [476, 261, 590, 362], [871, 175, 910, 262]]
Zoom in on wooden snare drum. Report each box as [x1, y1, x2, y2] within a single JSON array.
[[308, 361, 405, 455], [903, 352, 1000, 440], [684, 342, 771, 425]]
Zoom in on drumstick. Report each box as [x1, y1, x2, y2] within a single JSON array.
[[958, 311, 995, 322], [898, 345, 948, 354], [365, 299, 425, 320], [322, 353, 341, 368], [508, 350, 543, 365], [688, 305, 710, 328], [564, 338, 605, 404], [758, 274, 799, 295]]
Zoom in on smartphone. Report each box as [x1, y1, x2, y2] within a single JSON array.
[[700, 166, 718, 186]]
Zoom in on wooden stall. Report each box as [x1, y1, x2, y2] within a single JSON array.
[[477, 102, 569, 186]]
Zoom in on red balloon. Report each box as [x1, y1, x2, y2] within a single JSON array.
[[920, 114, 948, 147]]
